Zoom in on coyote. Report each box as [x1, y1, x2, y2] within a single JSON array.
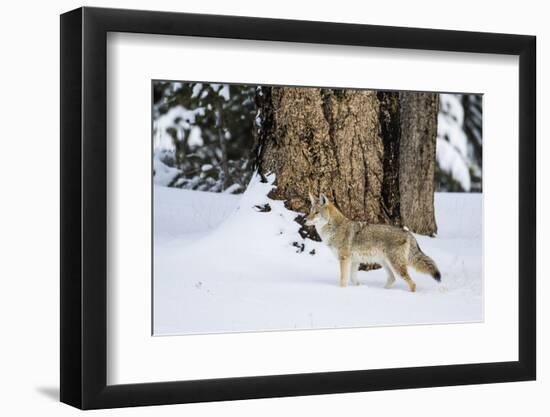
[[305, 193, 441, 292]]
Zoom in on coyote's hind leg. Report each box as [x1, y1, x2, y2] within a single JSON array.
[[350, 262, 360, 286], [389, 259, 416, 293], [382, 261, 396, 289]]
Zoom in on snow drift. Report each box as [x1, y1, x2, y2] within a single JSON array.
[[153, 176, 483, 335]]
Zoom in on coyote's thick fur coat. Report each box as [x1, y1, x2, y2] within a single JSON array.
[[305, 193, 441, 292]]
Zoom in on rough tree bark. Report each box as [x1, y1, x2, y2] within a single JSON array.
[[399, 92, 439, 235], [255, 86, 438, 238]]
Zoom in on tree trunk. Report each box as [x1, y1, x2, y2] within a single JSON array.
[[216, 101, 229, 191], [255, 86, 438, 237], [399, 92, 438, 235]]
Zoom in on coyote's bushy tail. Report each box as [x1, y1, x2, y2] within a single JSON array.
[[410, 241, 441, 282]]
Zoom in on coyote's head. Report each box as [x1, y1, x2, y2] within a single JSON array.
[[305, 192, 331, 227]]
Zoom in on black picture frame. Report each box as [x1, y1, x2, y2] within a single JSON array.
[[60, 6, 536, 410]]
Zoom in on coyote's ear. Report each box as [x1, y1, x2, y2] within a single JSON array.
[[308, 192, 316, 207], [319, 192, 328, 207]]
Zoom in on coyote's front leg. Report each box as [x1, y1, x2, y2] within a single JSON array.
[[339, 256, 351, 287]]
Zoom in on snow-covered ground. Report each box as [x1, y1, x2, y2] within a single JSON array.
[[153, 177, 483, 336]]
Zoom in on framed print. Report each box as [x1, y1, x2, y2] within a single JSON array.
[[60, 6, 536, 410]]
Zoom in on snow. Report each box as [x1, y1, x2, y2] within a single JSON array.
[[191, 83, 202, 98], [436, 137, 471, 191], [440, 93, 464, 126], [153, 154, 181, 186], [210, 83, 230, 101], [436, 94, 474, 191], [438, 110, 468, 158], [223, 183, 242, 194], [187, 126, 203, 147], [153, 105, 206, 152], [153, 176, 482, 336], [218, 85, 230, 101], [154, 186, 240, 238]]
